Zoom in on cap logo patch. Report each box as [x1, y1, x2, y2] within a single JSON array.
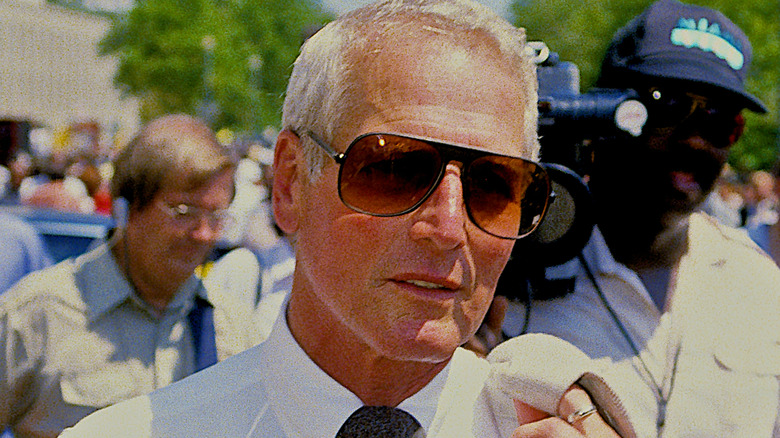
[[670, 17, 744, 70]]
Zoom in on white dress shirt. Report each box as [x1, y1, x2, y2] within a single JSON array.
[[61, 307, 510, 437]]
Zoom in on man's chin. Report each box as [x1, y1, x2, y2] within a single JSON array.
[[664, 185, 707, 215], [171, 253, 211, 277]]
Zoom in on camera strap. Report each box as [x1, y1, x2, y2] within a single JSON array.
[[577, 253, 680, 432]]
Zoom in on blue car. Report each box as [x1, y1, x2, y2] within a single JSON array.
[[0, 205, 115, 262]]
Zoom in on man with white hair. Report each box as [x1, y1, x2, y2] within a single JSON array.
[[62, 1, 635, 436]]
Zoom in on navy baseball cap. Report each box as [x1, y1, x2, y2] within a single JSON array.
[[598, 0, 767, 113]]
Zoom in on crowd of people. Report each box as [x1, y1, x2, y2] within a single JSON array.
[[705, 165, 780, 265], [0, 0, 777, 437]]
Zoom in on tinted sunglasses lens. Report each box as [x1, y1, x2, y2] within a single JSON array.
[[466, 156, 549, 238], [646, 90, 695, 127], [687, 107, 741, 148], [339, 135, 442, 215], [646, 89, 741, 147]]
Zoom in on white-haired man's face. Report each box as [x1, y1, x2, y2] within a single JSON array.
[[276, 33, 532, 365]]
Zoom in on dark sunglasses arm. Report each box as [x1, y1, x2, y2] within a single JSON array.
[[305, 131, 346, 164]]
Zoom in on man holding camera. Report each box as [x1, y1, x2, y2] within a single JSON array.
[[502, 0, 780, 436]]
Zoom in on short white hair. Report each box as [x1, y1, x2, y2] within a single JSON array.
[[282, 0, 539, 176]]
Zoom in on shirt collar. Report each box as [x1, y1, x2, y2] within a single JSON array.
[[259, 307, 451, 436], [73, 243, 134, 320], [74, 242, 206, 322], [581, 226, 623, 275]]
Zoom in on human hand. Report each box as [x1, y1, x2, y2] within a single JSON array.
[[511, 385, 621, 438], [486, 334, 636, 438]]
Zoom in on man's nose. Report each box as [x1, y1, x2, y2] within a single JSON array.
[[189, 215, 222, 243], [409, 163, 468, 250]]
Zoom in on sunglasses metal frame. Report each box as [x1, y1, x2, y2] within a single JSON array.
[[643, 87, 743, 148], [645, 87, 740, 123], [303, 130, 551, 239], [155, 201, 233, 230]]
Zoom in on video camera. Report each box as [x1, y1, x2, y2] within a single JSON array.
[[497, 42, 648, 301], [532, 41, 647, 175]]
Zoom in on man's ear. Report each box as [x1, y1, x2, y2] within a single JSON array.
[[272, 129, 304, 234]]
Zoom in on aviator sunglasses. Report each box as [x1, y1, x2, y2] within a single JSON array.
[[304, 131, 551, 239], [642, 87, 744, 148]]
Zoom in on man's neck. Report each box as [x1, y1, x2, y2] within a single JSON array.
[[111, 236, 182, 315], [287, 289, 449, 407], [603, 213, 690, 311], [635, 265, 672, 311], [600, 209, 689, 267]]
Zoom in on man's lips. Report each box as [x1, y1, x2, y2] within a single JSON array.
[[393, 273, 460, 289], [404, 279, 452, 290], [670, 171, 701, 194], [391, 274, 461, 298]]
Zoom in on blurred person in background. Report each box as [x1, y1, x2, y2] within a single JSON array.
[[499, 1, 780, 436], [0, 114, 257, 438], [0, 164, 10, 203], [701, 164, 744, 228], [747, 164, 780, 265], [0, 151, 34, 206], [0, 212, 52, 293], [744, 169, 778, 229], [205, 138, 295, 339], [18, 155, 94, 214], [66, 155, 103, 212]]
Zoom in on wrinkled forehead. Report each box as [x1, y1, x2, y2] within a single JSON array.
[[353, 20, 520, 89], [339, 26, 528, 148]]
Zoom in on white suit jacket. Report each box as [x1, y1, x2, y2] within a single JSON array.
[[505, 212, 780, 437]]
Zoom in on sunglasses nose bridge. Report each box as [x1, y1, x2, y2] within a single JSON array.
[[407, 164, 470, 247], [406, 159, 461, 212]]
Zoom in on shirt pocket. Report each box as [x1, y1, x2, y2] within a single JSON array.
[[60, 363, 143, 408]]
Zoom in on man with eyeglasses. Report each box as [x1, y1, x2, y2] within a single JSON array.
[[500, 1, 780, 437], [0, 114, 257, 437], [60, 1, 638, 437]]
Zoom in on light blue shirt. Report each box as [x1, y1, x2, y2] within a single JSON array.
[[1, 242, 256, 438], [0, 213, 52, 293]]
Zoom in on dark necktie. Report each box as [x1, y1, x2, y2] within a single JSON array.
[[187, 296, 217, 372], [336, 406, 426, 438]]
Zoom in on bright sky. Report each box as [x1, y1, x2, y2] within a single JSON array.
[[320, 0, 513, 19]]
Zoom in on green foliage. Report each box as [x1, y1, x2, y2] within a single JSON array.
[[511, 0, 779, 172], [99, 0, 332, 134]]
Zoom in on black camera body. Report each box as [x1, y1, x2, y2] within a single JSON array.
[[497, 43, 647, 302], [533, 42, 647, 176]]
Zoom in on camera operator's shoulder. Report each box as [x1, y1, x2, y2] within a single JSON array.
[[688, 213, 780, 374], [692, 212, 770, 258], [689, 212, 780, 293]]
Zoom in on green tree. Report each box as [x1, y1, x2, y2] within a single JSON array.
[[99, 0, 332, 133], [511, 0, 779, 172]]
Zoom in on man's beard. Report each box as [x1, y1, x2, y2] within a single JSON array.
[[588, 133, 724, 263]]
